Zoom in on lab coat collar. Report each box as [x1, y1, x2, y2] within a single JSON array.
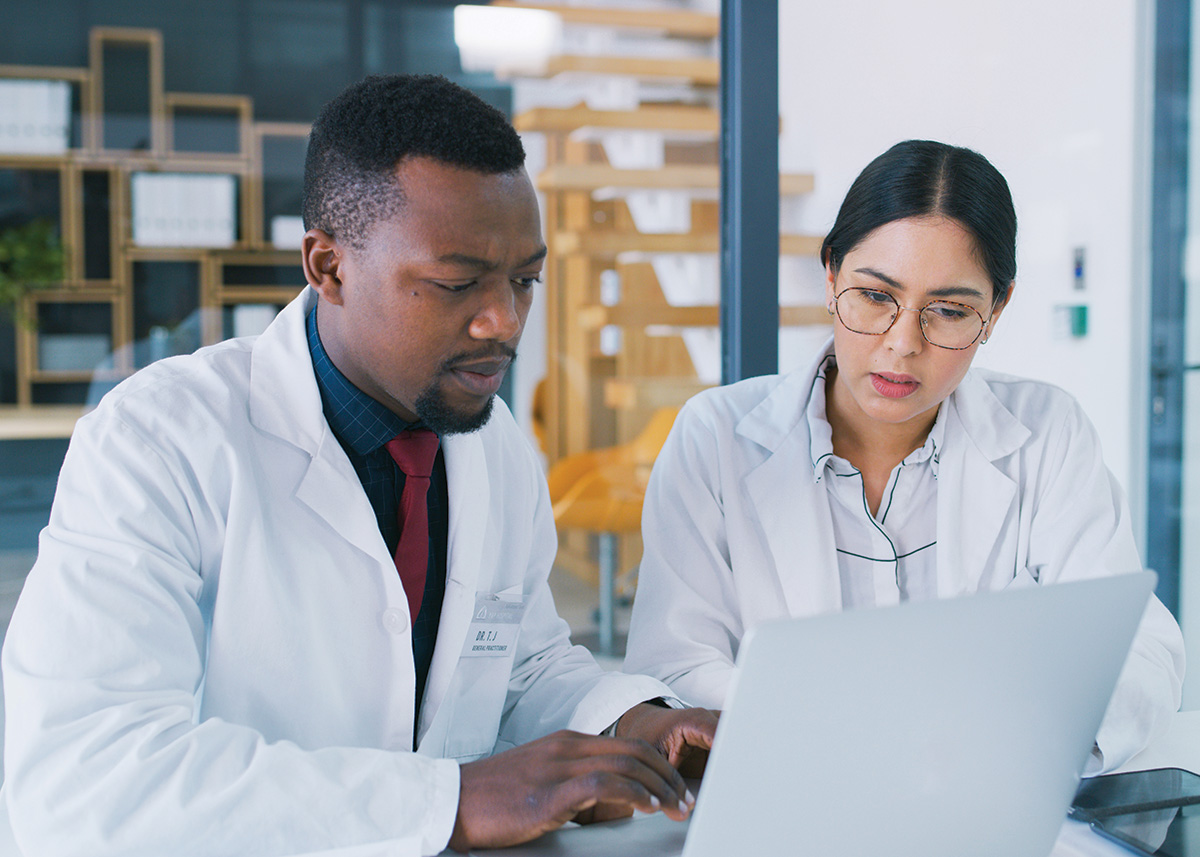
[[249, 287, 326, 453], [734, 339, 831, 458], [244, 290, 391, 567], [935, 369, 1031, 597], [736, 344, 845, 617]]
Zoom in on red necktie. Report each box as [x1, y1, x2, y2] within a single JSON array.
[[384, 429, 440, 621]]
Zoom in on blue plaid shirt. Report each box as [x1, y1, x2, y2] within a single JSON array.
[[306, 307, 447, 733]]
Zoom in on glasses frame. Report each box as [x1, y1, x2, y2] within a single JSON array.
[[832, 287, 997, 351]]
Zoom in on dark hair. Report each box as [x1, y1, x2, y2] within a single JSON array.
[[820, 140, 1017, 301], [302, 74, 526, 247]]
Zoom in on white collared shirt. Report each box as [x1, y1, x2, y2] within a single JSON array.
[[807, 354, 945, 608]]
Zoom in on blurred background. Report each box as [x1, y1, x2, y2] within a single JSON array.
[[0, 0, 1196, 719]]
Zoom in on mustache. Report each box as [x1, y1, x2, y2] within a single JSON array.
[[441, 345, 518, 371]]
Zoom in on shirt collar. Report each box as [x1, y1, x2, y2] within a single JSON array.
[[306, 306, 417, 455], [806, 346, 945, 481]]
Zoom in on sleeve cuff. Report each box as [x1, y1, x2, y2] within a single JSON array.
[[423, 759, 462, 856]]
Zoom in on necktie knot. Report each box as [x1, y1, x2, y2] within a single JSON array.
[[385, 429, 440, 478]]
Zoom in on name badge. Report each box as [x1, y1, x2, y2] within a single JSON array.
[[462, 593, 525, 658]]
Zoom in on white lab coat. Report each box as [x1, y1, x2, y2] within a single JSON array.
[[2, 288, 671, 857], [624, 344, 1184, 773]]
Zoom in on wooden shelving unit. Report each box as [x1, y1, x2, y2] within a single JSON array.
[[541, 54, 720, 86], [0, 27, 308, 432], [495, 1, 832, 585]]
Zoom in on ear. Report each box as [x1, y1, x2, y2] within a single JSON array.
[[982, 281, 1014, 342], [302, 229, 345, 306], [824, 260, 838, 315]]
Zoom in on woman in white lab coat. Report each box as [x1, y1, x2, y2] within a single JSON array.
[[623, 140, 1185, 772]]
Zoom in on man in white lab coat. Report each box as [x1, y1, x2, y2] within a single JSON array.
[[1, 74, 714, 857]]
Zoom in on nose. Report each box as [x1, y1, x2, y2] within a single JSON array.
[[469, 280, 523, 342], [883, 304, 925, 356]]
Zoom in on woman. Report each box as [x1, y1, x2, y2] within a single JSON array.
[[623, 140, 1184, 773]]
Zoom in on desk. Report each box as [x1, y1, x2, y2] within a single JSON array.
[[446, 711, 1200, 857]]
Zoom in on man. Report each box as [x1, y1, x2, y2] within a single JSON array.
[[2, 74, 715, 856]]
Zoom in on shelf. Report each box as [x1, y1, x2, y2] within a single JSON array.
[[603, 377, 713, 411], [538, 164, 814, 194], [489, 2, 719, 38], [540, 54, 719, 86], [513, 104, 719, 135], [553, 231, 824, 257], [579, 303, 831, 330], [0, 405, 88, 439]]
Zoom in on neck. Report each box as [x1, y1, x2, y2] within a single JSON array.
[[824, 367, 938, 468]]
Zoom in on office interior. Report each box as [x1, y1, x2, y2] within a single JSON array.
[[0, 0, 1197, 751]]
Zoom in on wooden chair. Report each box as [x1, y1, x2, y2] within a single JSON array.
[[546, 406, 679, 654]]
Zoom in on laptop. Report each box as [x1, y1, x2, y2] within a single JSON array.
[[470, 571, 1156, 857]]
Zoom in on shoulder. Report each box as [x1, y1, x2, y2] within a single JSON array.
[[677, 372, 798, 437], [953, 368, 1098, 459], [81, 338, 256, 442], [965, 368, 1085, 422]]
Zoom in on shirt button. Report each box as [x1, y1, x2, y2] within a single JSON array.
[[382, 608, 408, 635]]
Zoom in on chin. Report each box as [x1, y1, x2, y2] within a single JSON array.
[[415, 389, 495, 435]]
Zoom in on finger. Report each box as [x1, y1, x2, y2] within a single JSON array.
[[563, 769, 692, 822], [601, 736, 692, 799], [588, 749, 696, 818], [574, 801, 635, 825]]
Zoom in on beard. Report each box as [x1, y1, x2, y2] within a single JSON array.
[[412, 347, 516, 435], [413, 384, 496, 435]]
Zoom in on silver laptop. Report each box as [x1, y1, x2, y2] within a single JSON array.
[[471, 571, 1156, 857]]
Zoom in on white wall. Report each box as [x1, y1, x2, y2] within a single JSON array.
[[778, 0, 1153, 523]]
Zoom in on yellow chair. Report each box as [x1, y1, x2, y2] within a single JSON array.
[[546, 407, 679, 654]]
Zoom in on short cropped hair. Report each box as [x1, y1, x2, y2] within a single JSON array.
[[302, 74, 526, 247], [821, 140, 1017, 302]]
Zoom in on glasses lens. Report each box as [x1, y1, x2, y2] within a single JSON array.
[[920, 301, 985, 349], [836, 288, 896, 334]]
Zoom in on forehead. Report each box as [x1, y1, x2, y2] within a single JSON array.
[[370, 157, 542, 258], [845, 216, 990, 290]]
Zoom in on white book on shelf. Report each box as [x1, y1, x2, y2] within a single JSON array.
[[131, 172, 237, 248], [0, 79, 70, 155]]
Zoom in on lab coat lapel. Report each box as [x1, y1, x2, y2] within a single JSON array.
[[737, 358, 843, 618], [936, 371, 1030, 596], [418, 430, 488, 738], [248, 288, 390, 564]]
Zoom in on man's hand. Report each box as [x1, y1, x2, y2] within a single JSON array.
[[615, 703, 718, 779], [448, 729, 695, 852]]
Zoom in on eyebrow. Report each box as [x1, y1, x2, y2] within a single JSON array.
[[852, 267, 988, 301], [437, 246, 548, 271]]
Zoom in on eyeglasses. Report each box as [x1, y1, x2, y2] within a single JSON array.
[[832, 287, 994, 350]]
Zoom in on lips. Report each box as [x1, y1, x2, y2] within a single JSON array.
[[871, 371, 919, 399], [448, 357, 511, 398]]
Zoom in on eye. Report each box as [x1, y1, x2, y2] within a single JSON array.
[[433, 281, 477, 293], [513, 275, 542, 291], [855, 288, 894, 306], [925, 302, 973, 322]]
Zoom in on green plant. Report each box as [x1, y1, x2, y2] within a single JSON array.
[[0, 218, 65, 328]]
